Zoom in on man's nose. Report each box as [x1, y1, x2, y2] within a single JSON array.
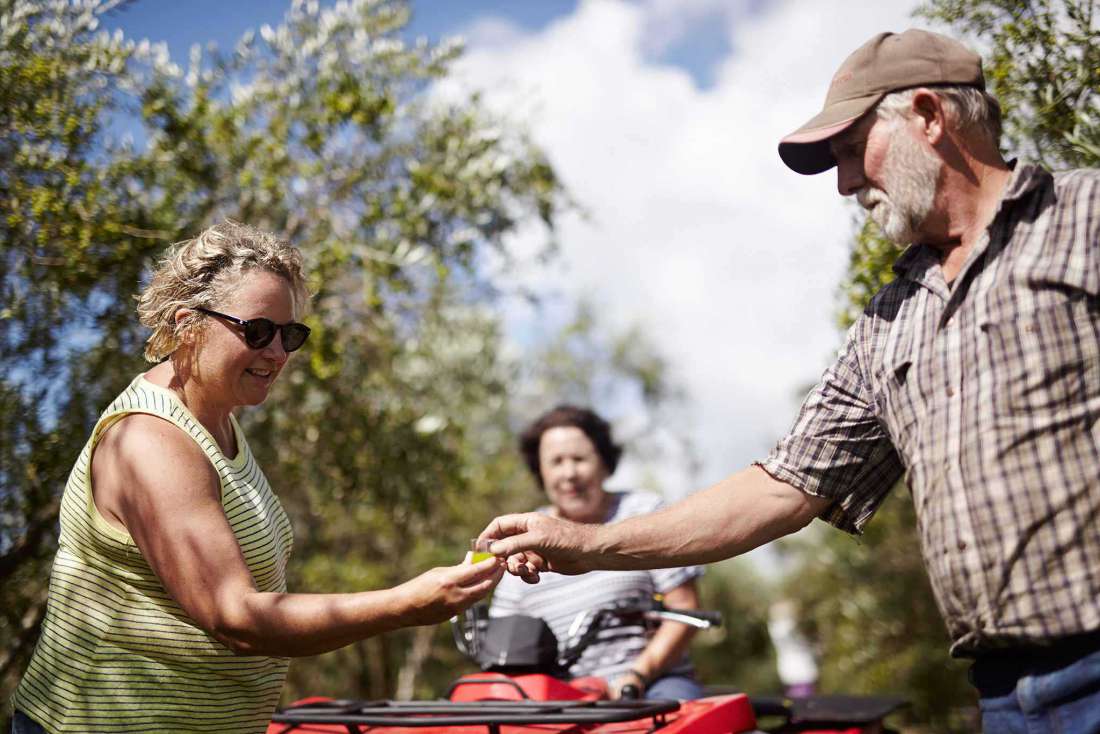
[[836, 158, 864, 197]]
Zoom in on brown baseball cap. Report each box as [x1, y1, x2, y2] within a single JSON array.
[[778, 29, 985, 175]]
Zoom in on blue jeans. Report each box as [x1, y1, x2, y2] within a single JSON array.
[[10, 711, 45, 734], [646, 674, 704, 700], [973, 646, 1100, 733]]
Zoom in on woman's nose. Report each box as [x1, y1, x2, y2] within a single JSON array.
[[264, 335, 290, 364]]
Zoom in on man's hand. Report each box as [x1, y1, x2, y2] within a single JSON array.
[[477, 513, 596, 583]]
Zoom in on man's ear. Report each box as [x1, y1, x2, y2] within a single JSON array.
[[910, 89, 946, 145]]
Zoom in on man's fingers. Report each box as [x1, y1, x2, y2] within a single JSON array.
[[518, 550, 547, 570], [505, 554, 525, 576], [478, 513, 537, 547], [501, 552, 545, 584], [486, 532, 541, 558], [520, 560, 543, 584]]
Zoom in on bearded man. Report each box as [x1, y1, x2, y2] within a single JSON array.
[[480, 29, 1100, 732]]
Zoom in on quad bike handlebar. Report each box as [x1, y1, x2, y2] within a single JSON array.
[[452, 593, 722, 673], [560, 595, 721, 669]]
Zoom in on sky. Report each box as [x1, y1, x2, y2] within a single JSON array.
[[103, 0, 927, 513], [428, 0, 923, 499]]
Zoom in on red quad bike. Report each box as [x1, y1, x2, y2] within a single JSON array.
[[267, 596, 906, 734]]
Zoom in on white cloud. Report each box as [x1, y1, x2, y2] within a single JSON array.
[[633, 0, 744, 56], [436, 0, 923, 503]]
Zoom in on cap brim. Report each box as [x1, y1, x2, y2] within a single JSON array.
[[778, 94, 883, 175]]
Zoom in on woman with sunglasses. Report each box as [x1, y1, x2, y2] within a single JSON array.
[[10, 221, 503, 734]]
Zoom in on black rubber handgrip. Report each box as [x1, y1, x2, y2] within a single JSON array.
[[620, 684, 641, 700]]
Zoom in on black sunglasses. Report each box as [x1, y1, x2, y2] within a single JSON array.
[[195, 307, 311, 352]]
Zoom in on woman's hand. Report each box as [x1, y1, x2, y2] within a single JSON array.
[[619, 580, 701, 699], [610, 670, 647, 700], [394, 558, 504, 626]]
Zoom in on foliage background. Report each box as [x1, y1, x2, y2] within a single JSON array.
[[0, 0, 725, 712]]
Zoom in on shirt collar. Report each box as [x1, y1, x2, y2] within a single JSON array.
[[998, 159, 1052, 205], [891, 160, 1051, 286], [891, 243, 943, 295]]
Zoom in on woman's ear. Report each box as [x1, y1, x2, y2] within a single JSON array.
[[173, 308, 200, 349]]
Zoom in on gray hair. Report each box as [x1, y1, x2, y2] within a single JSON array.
[[136, 221, 310, 362], [876, 84, 1003, 147]]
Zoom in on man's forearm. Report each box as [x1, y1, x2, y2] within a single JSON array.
[[592, 465, 827, 570]]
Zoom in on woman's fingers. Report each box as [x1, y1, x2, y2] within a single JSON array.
[[452, 555, 503, 584], [451, 565, 502, 611], [466, 565, 505, 594]]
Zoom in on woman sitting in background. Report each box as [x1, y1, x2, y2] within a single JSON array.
[[11, 221, 501, 734], [489, 405, 705, 700]]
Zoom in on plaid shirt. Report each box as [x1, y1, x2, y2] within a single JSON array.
[[762, 162, 1100, 656]]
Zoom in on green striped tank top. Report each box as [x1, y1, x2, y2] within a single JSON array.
[[13, 374, 295, 733]]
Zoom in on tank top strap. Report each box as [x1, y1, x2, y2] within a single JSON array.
[[91, 374, 250, 480]]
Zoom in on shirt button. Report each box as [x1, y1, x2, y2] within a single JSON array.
[[947, 386, 955, 397], [957, 541, 967, 551]]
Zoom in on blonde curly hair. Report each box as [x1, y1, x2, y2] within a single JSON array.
[[137, 221, 310, 363]]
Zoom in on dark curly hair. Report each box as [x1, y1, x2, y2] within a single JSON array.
[[519, 405, 623, 489]]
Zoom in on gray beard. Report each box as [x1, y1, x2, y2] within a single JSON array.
[[857, 131, 941, 245]]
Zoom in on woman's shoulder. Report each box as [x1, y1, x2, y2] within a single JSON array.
[[97, 411, 216, 478], [94, 373, 219, 475]]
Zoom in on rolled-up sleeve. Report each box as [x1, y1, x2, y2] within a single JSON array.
[[759, 317, 902, 535]]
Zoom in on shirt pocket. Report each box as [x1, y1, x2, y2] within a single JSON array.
[[878, 349, 921, 458], [978, 294, 1100, 415]]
